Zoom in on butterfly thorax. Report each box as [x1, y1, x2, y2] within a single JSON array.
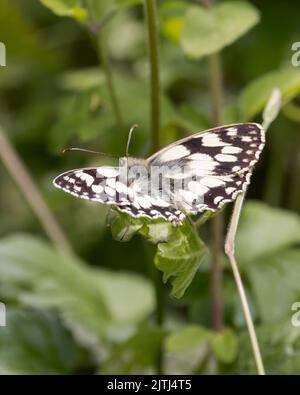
[[119, 156, 148, 167], [119, 157, 150, 194]]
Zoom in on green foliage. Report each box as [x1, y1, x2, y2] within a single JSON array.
[[159, 0, 186, 42], [0, 235, 154, 347], [40, 0, 88, 21], [210, 328, 238, 364], [101, 326, 166, 374], [154, 220, 207, 298], [234, 202, 300, 324], [236, 202, 300, 264], [248, 249, 300, 324], [238, 323, 300, 374], [166, 325, 238, 365], [0, 309, 84, 374], [111, 212, 207, 298], [40, 0, 143, 23], [240, 67, 300, 119], [50, 71, 180, 150], [166, 325, 210, 353], [180, 2, 260, 59], [283, 101, 300, 124]]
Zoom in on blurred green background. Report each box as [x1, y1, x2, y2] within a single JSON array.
[[0, 0, 300, 375]]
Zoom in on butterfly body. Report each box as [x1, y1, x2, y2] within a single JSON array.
[[53, 123, 265, 225]]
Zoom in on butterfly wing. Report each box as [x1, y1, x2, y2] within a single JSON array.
[[53, 167, 133, 204], [115, 197, 186, 224], [53, 166, 186, 224], [147, 123, 265, 214]]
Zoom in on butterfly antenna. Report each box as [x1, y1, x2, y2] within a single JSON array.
[[62, 147, 118, 159], [126, 124, 139, 157]]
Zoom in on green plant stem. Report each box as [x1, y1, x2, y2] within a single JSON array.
[[97, 34, 123, 130], [0, 124, 73, 255], [208, 51, 224, 332], [143, 240, 164, 374], [149, 254, 164, 374], [144, 0, 164, 374], [144, 0, 160, 153], [202, 0, 224, 332], [209, 53, 222, 127], [225, 193, 265, 375], [224, 89, 282, 375], [225, 89, 281, 375]]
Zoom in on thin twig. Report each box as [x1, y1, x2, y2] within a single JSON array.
[[211, 212, 223, 330], [225, 194, 265, 375], [201, 0, 224, 332], [224, 88, 281, 375], [208, 52, 224, 331], [144, 0, 164, 374], [0, 124, 73, 255], [209, 53, 222, 126]]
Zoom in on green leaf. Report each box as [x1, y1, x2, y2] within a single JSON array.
[[0, 0, 58, 87], [110, 211, 144, 242], [282, 100, 300, 123], [141, 221, 174, 244], [239, 67, 300, 120], [159, 1, 187, 42], [107, 11, 144, 61], [166, 325, 238, 364], [110, 212, 207, 298], [50, 71, 178, 149], [115, 0, 143, 10], [166, 325, 210, 353], [40, 0, 88, 21], [0, 235, 154, 346], [180, 1, 260, 59], [236, 201, 300, 264], [0, 309, 84, 374], [155, 219, 208, 298], [210, 328, 238, 363], [247, 249, 300, 324], [85, 0, 115, 21], [44, 0, 143, 26], [101, 326, 166, 374], [177, 104, 211, 132], [61, 68, 105, 91], [110, 211, 173, 244], [238, 322, 300, 374]]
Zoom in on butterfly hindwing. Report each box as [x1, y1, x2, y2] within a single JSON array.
[[117, 200, 185, 224]]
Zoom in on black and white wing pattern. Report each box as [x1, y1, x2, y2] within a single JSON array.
[[53, 166, 185, 224], [115, 196, 186, 224], [53, 123, 265, 225], [148, 123, 265, 215], [53, 167, 132, 205]]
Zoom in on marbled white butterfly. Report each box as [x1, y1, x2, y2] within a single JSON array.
[[53, 123, 265, 225]]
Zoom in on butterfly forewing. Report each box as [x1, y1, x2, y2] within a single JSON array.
[[147, 123, 265, 214], [149, 123, 265, 174], [53, 167, 131, 204]]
